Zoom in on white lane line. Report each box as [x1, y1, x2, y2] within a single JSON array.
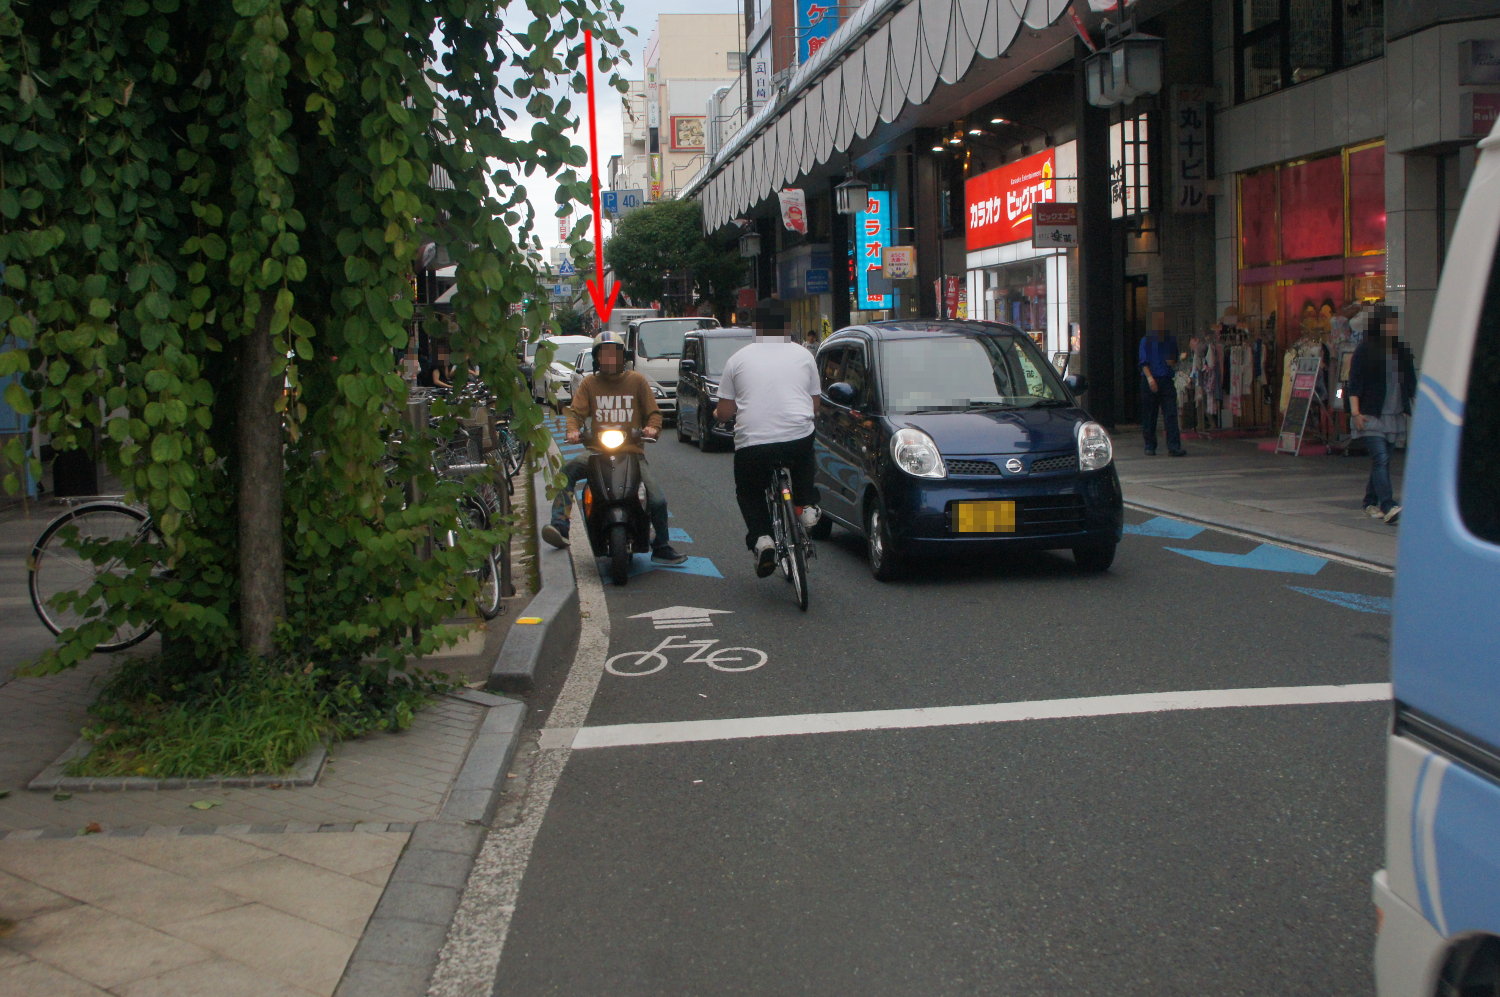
[[429, 498, 609, 997], [546, 683, 1392, 751]]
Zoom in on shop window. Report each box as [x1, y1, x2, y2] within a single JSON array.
[[1348, 143, 1386, 256], [1235, 0, 1383, 103], [1458, 242, 1500, 545], [1280, 154, 1344, 261], [1239, 169, 1278, 268]]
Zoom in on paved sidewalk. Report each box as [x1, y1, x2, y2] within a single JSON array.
[[1113, 430, 1405, 571], [0, 496, 531, 996], [0, 430, 1402, 995]]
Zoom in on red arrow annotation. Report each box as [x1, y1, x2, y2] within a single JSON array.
[[583, 29, 621, 324]]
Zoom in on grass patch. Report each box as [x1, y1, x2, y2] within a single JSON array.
[[68, 655, 451, 779]]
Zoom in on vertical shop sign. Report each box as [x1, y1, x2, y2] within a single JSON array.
[[645, 70, 660, 130], [964, 148, 1057, 251], [798, 0, 839, 64], [1171, 86, 1210, 214], [856, 191, 894, 311], [649, 153, 661, 201], [1109, 113, 1150, 218], [750, 52, 771, 111]]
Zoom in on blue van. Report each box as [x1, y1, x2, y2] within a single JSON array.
[[1372, 122, 1500, 992]]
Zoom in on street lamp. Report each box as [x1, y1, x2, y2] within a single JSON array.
[[834, 173, 870, 215], [1084, 27, 1163, 108], [739, 232, 762, 257]]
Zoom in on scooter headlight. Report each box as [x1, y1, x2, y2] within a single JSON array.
[[598, 428, 626, 450]]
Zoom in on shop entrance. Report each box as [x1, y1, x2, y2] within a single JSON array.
[[1121, 275, 1149, 424]]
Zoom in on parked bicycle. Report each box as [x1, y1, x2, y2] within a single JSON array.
[[765, 463, 813, 611], [28, 498, 165, 652]]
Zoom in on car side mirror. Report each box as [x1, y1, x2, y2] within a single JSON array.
[[826, 381, 856, 406], [1064, 373, 1088, 394], [679, 359, 697, 373]]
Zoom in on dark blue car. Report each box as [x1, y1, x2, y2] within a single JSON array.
[[811, 320, 1123, 579]]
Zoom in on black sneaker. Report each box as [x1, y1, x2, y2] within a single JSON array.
[[1168, 449, 1187, 457], [1144, 448, 1157, 456], [651, 545, 688, 565], [541, 524, 569, 549]]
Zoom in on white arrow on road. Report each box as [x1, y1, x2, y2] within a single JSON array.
[[630, 606, 732, 630]]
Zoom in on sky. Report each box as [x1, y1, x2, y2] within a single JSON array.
[[516, 0, 740, 257]]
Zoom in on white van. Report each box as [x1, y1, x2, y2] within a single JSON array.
[[624, 316, 720, 426], [1372, 121, 1500, 993]]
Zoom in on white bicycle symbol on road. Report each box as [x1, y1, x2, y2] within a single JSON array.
[[605, 633, 768, 677]]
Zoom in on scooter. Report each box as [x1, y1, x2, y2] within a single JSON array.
[[580, 427, 654, 585]]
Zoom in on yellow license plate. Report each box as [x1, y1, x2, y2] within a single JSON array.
[[954, 500, 1016, 533]]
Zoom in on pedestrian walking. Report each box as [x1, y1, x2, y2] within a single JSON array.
[[1139, 310, 1186, 456], [1347, 304, 1416, 524]]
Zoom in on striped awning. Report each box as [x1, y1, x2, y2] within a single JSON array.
[[696, 0, 1073, 230]]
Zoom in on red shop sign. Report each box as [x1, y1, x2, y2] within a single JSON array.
[[965, 148, 1057, 252]]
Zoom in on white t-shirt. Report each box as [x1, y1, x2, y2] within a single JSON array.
[[718, 339, 821, 449]]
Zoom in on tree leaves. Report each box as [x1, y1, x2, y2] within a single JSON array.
[[2, 0, 630, 679]]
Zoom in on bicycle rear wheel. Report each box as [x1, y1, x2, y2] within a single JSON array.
[[774, 471, 809, 611], [29, 502, 162, 651]]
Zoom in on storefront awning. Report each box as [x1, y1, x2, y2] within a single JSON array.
[[694, 0, 1073, 231]]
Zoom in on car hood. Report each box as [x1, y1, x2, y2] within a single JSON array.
[[894, 407, 1090, 455]]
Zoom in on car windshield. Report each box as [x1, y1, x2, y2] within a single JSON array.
[[636, 319, 714, 359], [703, 335, 754, 375], [879, 332, 1071, 414]]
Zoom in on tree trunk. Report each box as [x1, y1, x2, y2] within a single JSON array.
[[236, 292, 286, 659]]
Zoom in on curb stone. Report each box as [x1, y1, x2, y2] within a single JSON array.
[[488, 462, 581, 693], [334, 687, 526, 997]]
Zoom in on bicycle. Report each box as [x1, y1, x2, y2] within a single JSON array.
[[765, 464, 813, 611], [28, 498, 166, 652]]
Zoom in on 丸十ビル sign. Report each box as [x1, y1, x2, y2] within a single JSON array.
[[965, 148, 1057, 252]]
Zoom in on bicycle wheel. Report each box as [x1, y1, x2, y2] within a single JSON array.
[[474, 549, 503, 620], [777, 478, 809, 611], [459, 499, 502, 619], [29, 502, 162, 652]]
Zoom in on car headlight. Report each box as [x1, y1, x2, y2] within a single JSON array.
[[1076, 421, 1113, 471], [651, 384, 665, 398], [891, 427, 946, 478], [598, 429, 626, 450]]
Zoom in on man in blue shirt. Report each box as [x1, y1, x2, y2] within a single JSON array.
[[1138, 310, 1186, 456]]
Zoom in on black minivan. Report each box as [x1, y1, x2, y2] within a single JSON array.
[[813, 320, 1123, 579], [676, 327, 756, 451]]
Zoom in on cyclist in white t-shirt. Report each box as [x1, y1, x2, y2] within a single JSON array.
[[714, 298, 823, 577]]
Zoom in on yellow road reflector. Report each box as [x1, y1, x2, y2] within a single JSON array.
[[517, 617, 544, 625]]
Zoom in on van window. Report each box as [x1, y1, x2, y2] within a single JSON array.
[[1459, 241, 1500, 544]]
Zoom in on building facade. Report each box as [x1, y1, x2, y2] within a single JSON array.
[[680, 0, 1500, 431]]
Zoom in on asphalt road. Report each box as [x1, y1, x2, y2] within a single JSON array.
[[489, 430, 1392, 996]]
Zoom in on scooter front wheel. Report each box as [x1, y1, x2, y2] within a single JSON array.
[[608, 523, 631, 585]]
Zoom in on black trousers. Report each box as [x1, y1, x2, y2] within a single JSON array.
[[1140, 376, 1182, 452], [733, 434, 819, 550]]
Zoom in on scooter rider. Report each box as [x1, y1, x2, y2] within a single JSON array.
[[541, 331, 689, 565], [714, 297, 822, 577]]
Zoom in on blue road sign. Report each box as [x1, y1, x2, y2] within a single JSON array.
[[557, 259, 577, 276], [601, 190, 619, 215]]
